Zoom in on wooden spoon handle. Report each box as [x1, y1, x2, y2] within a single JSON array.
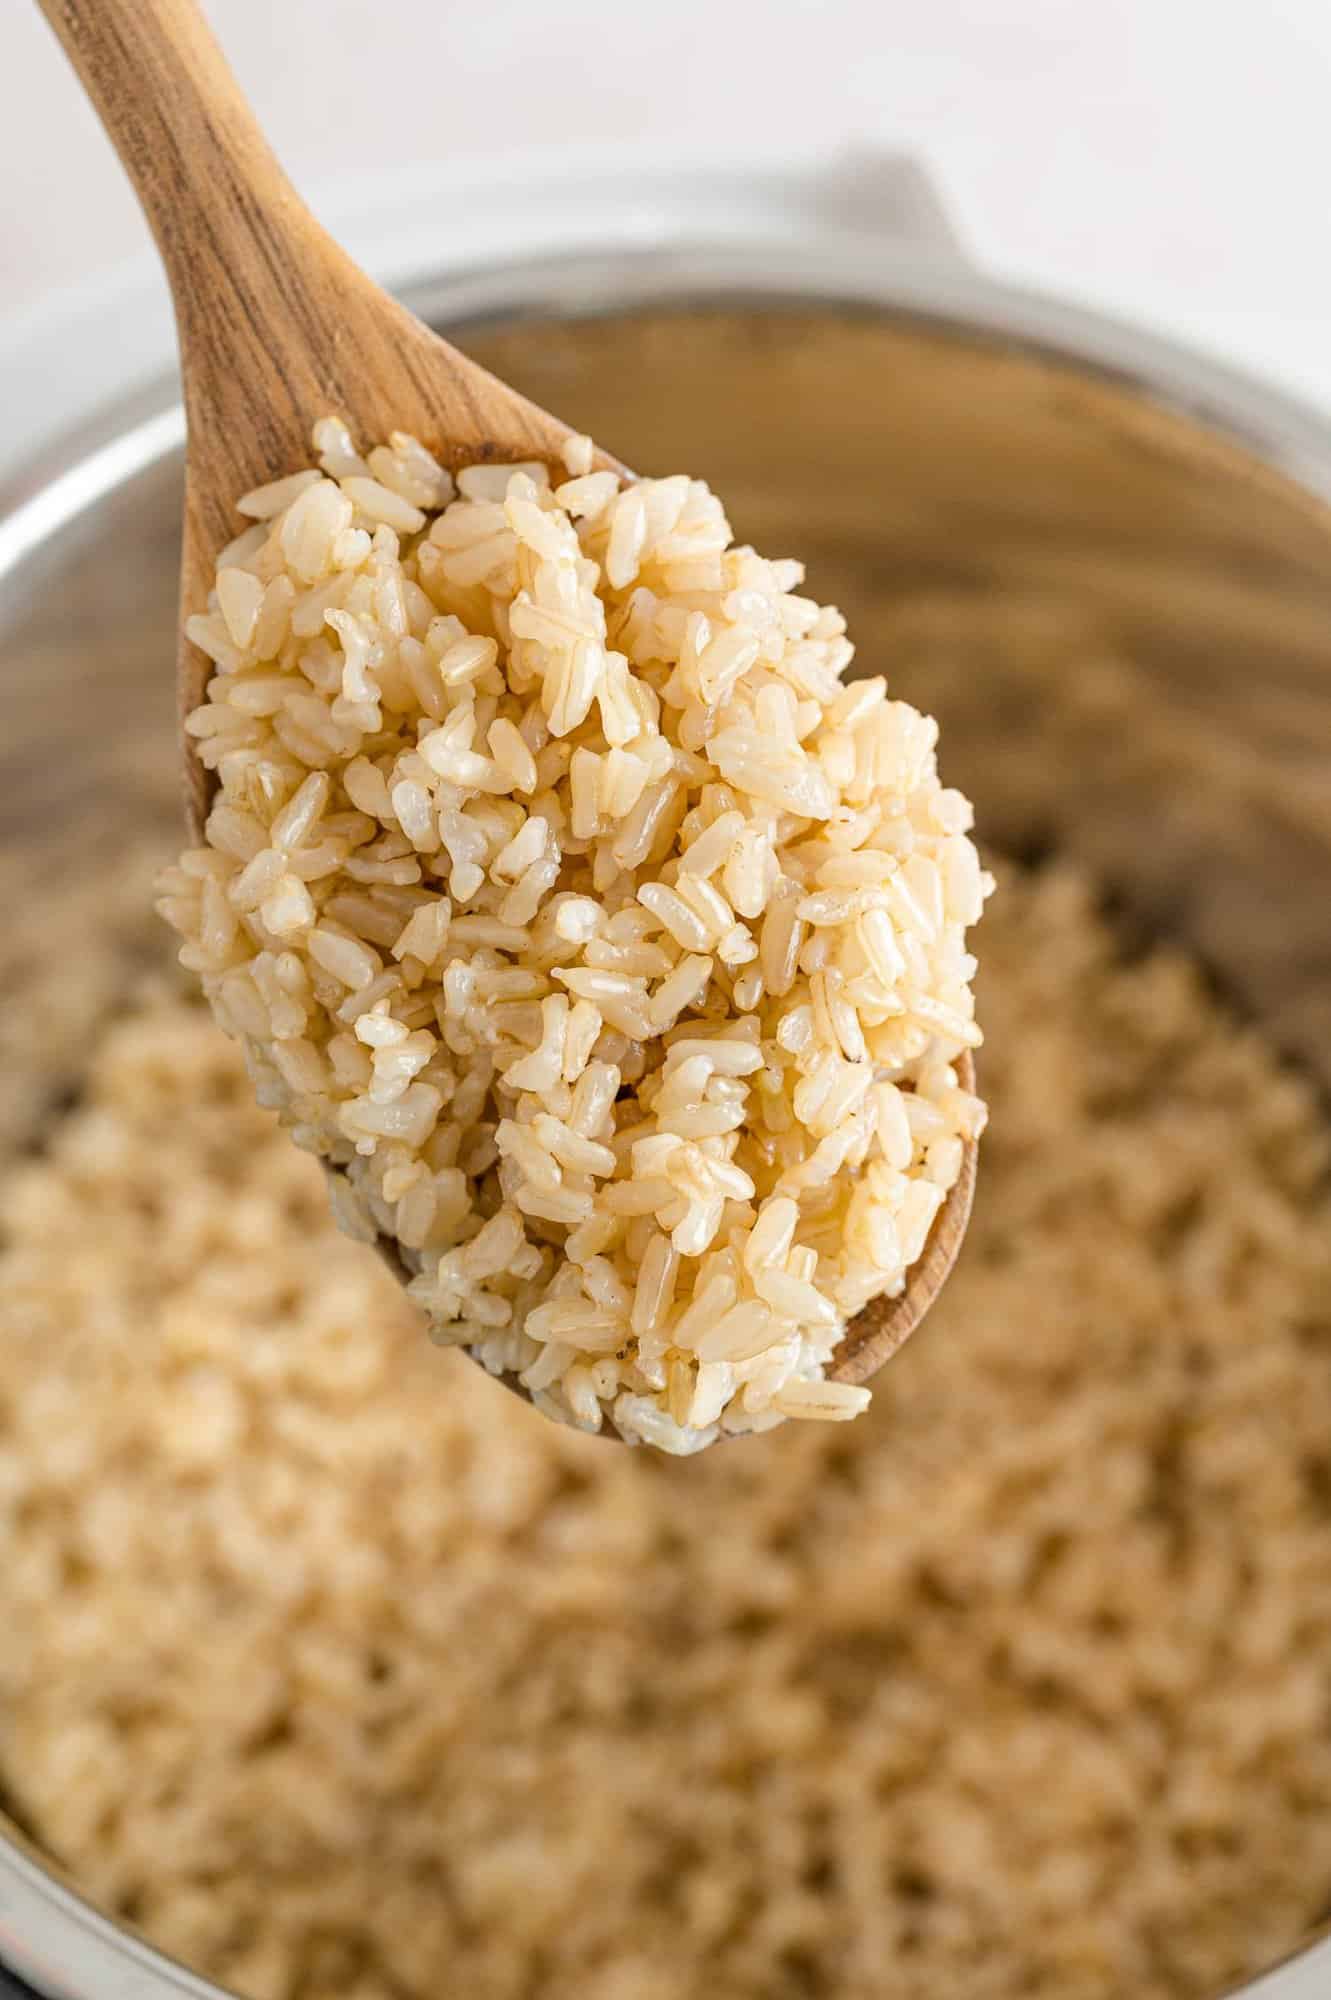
[[38, 0, 580, 505], [38, 0, 601, 847], [35, 0, 312, 334], [36, 0, 404, 489]]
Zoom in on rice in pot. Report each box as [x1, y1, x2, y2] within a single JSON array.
[[2, 863, 1330, 2000]]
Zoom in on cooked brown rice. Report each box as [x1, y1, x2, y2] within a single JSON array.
[[3, 863, 1330, 2000], [158, 425, 989, 1448]]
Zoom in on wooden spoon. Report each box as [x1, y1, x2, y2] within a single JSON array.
[[39, 0, 976, 1422]]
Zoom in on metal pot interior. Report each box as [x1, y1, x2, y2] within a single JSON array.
[[1, 290, 1330, 1999]]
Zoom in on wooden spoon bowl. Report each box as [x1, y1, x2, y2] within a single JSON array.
[[40, 0, 977, 1426]]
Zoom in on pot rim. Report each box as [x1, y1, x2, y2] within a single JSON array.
[[8, 238, 1331, 596]]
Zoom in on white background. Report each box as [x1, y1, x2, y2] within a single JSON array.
[[4, 0, 1331, 406]]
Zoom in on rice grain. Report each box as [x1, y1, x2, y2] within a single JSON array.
[[162, 425, 990, 1446]]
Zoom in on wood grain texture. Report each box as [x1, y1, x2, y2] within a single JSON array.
[[37, 0, 606, 837], [34, 10, 987, 1414], [33, 9, 999, 1420]]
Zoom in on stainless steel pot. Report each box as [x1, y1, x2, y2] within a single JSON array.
[[1, 157, 1329, 2000]]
